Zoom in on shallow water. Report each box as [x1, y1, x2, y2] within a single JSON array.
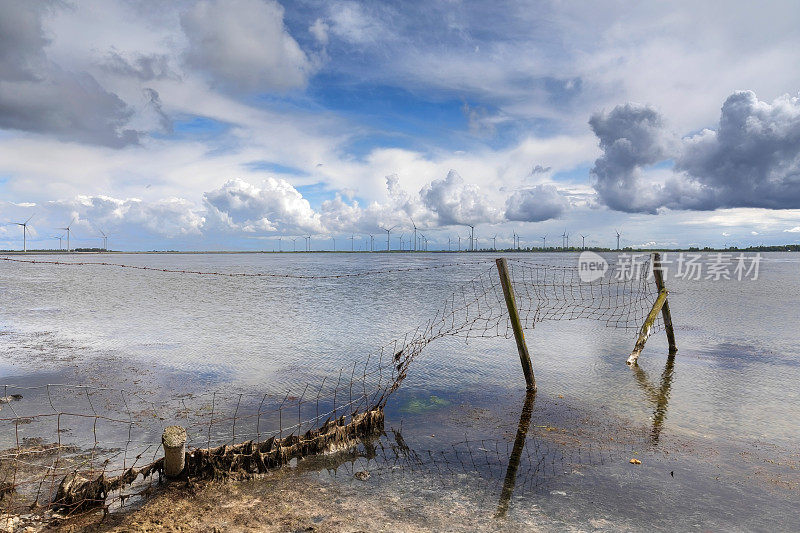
[[1, 252, 799, 530]]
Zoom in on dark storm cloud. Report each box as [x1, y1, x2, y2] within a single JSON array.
[[505, 184, 568, 222], [0, 0, 51, 82], [180, 0, 314, 93], [588, 103, 672, 214], [589, 91, 800, 212], [675, 90, 800, 209], [0, 66, 139, 147], [0, 0, 139, 147]]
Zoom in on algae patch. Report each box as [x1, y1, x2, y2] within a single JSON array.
[[399, 395, 451, 414]]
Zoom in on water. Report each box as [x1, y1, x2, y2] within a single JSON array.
[[1, 252, 799, 530]]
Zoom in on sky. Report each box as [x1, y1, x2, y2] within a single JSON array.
[[1, 0, 800, 251]]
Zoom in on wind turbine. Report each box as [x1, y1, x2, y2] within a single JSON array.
[[14, 214, 34, 252], [291, 237, 298, 252], [98, 228, 108, 251], [410, 218, 418, 252], [615, 229, 621, 250], [458, 235, 462, 251], [53, 234, 64, 250], [369, 234, 374, 252], [306, 235, 312, 251], [418, 234, 427, 251], [331, 236, 336, 251], [59, 219, 74, 252], [492, 234, 497, 251], [379, 225, 396, 251], [350, 234, 356, 251], [278, 236, 282, 252], [398, 233, 405, 250], [465, 224, 475, 251], [562, 229, 568, 249], [541, 234, 547, 249], [580, 233, 588, 250]]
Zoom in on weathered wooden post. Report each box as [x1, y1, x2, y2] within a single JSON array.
[[627, 252, 677, 365], [162, 426, 186, 478], [651, 252, 677, 355], [496, 258, 536, 392]]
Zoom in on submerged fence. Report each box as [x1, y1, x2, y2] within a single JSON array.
[[0, 254, 673, 519]]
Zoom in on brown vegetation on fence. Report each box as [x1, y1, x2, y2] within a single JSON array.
[[54, 459, 163, 513], [186, 407, 384, 479], [54, 407, 384, 512]]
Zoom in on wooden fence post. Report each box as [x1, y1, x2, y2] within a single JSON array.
[[651, 252, 677, 355], [496, 258, 536, 392], [627, 252, 677, 365], [162, 426, 186, 478]]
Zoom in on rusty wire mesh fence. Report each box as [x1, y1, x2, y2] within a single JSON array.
[[1, 255, 662, 518]]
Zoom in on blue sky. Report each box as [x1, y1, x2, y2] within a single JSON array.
[[1, 0, 800, 251]]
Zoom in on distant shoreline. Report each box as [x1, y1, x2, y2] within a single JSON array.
[[1, 246, 798, 255]]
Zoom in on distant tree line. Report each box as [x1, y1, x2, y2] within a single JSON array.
[[2, 244, 799, 253]]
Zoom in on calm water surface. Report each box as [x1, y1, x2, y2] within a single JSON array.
[[1, 252, 799, 530]]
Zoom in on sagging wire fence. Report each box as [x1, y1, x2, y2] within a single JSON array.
[[1, 255, 665, 519], [509, 258, 664, 331], [0, 256, 488, 279]]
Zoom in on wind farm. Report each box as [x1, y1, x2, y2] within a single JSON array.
[[2, 217, 795, 255], [2, 206, 798, 254]]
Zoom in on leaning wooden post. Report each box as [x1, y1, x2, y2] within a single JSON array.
[[651, 252, 677, 355], [496, 258, 536, 392], [628, 289, 669, 365], [162, 426, 186, 478]]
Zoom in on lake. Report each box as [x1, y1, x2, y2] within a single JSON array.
[[1, 252, 798, 530]]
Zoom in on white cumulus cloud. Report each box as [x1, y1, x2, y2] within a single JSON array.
[[420, 170, 500, 226], [202, 178, 322, 234]]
